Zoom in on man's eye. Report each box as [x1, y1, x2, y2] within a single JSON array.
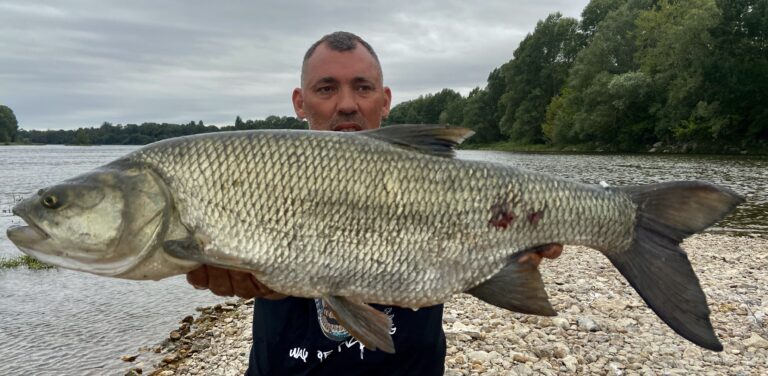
[[357, 85, 373, 92], [317, 86, 335, 94]]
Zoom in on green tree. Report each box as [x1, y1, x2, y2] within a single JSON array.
[[636, 0, 723, 142], [498, 13, 583, 143], [704, 0, 768, 144], [546, 0, 655, 148], [73, 128, 91, 145], [580, 0, 627, 39], [0, 105, 19, 143]]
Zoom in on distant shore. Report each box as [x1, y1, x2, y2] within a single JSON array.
[[3, 141, 767, 156], [121, 234, 768, 376]]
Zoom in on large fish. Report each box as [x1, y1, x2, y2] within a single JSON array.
[[8, 125, 742, 353]]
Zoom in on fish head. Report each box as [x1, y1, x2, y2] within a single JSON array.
[[7, 163, 197, 279]]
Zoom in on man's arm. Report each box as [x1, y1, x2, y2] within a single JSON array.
[[187, 244, 563, 298], [187, 265, 286, 299]]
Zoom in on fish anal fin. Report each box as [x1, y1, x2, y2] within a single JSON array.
[[466, 253, 556, 316], [323, 296, 395, 353]]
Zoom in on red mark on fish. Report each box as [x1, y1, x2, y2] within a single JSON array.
[[489, 202, 516, 229], [527, 210, 545, 226]]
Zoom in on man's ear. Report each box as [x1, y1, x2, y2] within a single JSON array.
[[292, 88, 306, 119], [381, 86, 392, 119]]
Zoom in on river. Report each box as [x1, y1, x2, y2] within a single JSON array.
[[0, 145, 765, 375]]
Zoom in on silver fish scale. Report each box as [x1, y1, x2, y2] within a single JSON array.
[[127, 130, 636, 307]]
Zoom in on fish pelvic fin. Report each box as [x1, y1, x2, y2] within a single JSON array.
[[466, 253, 556, 316], [361, 124, 474, 158], [323, 296, 395, 354], [610, 181, 744, 352]]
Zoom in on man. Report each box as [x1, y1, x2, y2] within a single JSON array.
[[187, 31, 562, 375]]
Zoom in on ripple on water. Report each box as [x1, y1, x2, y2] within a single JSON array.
[[0, 268, 224, 375]]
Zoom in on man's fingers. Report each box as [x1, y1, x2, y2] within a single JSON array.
[[518, 243, 564, 266], [187, 266, 209, 289], [206, 266, 235, 297], [539, 244, 563, 259], [229, 270, 260, 299], [250, 274, 287, 300]]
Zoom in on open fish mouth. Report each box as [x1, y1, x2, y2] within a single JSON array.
[[7, 210, 50, 245], [7, 224, 49, 244]]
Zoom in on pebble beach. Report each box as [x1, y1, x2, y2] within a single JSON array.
[[123, 234, 768, 376]]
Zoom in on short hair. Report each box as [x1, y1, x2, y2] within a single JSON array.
[[301, 31, 382, 86]]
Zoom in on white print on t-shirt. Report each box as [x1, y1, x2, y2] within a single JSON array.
[[291, 306, 399, 364], [289, 347, 308, 363], [317, 350, 333, 362]]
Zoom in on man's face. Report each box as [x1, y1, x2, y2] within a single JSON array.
[[293, 42, 392, 131]]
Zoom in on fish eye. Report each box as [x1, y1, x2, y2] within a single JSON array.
[[41, 194, 61, 209]]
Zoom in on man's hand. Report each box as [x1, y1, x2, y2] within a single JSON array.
[[518, 243, 563, 266], [187, 265, 286, 300]]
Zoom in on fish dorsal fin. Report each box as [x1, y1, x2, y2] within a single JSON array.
[[361, 124, 474, 158]]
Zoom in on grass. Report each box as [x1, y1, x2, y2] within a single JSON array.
[[0, 255, 55, 270]]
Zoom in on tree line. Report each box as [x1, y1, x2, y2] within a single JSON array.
[[385, 0, 768, 152], [14, 116, 306, 145], [5, 0, 766, 152]]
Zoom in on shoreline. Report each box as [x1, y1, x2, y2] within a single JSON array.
[[124, 233, 767, 375]]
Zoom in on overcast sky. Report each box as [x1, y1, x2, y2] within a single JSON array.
[[0, 1, 590, 130]]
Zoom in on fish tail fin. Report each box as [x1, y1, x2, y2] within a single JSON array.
[[609, 181, 744, 351]]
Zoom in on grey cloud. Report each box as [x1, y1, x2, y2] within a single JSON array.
[[0, 0, 589, 129]]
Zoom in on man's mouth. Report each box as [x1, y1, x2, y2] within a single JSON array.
[[332, 123, 362, 132]]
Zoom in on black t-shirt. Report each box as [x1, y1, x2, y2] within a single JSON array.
[[246, 297, 446, 376]]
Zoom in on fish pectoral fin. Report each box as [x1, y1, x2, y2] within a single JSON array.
[[323, 296, 395, 354], [163, 236, 208, 263], [361, 124, 474, 158], [163, 235, 253, 271], [466, 253, 556, 316]]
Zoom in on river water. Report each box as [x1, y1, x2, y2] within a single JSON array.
[[0, 145, 766, 375]]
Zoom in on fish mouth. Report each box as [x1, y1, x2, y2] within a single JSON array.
[[7, 208, 49, 245]]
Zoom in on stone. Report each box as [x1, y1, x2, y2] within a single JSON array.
[[562, 355, 578, 373], [683, 346, 702, 359], [499, 330, 522, 344], [446, 322, 482, 339], [120, 354, 138, 362], [743, 333, 768, 349], [577, 317, 600, 332], [512, 352, 533, 363], [467, 350, 490, 363], [513, 364, 534, 376], [552, 342, 570, 359], [552, 317, 570, 330], [169, 331, 182, 340], [181, 315, 194, 324]]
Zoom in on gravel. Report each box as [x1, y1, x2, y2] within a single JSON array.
[[123, 234, 768, 375]]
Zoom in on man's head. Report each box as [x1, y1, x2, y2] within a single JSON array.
[[293, 31, 391, 131]]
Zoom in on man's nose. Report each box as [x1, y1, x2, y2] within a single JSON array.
[[337, 88, 358, 114]]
